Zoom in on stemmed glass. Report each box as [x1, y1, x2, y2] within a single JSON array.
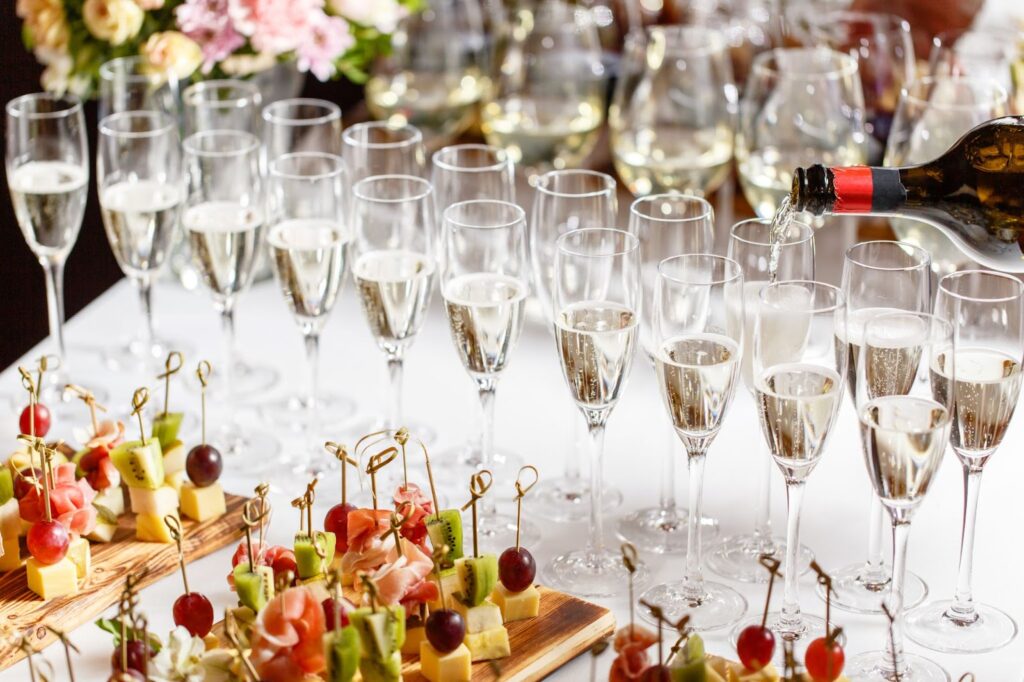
[[829, 240, 931, 614], [845, 311, 954, 682], [639, 255, 747, 629], [182, 80, 263, 135], [906, 271, 1024, 654], [262, 98, 343, 163], [182, 130, 279, 462], [545, 228, 648, 597], [99, 56, 182, 120], [266, 153, 350, 478], [342, 122, 427, 186], [705, 217, 815, 582], [528, 170, 622, 522], [617, 195, 715, 555], [440, 200, 540, 550], [97, 111, 184, 372], [929, 29, 1024, 114]]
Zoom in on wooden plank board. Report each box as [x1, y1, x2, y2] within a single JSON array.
[[0, 492, 248, 670]]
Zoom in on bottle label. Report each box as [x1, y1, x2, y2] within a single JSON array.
[[831, 167, 906, 213]]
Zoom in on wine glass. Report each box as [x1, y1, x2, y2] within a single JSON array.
[[182, 79, 263, 136], [528, 170, 622, 522], [610, 25, 736, 196], [262, 98, 343, 164], [639, 254, 748, 629], [731, 280, 847, 656], [266, 153, 350, 478], [97, 111, 184, 372], [482, 0, 607, 179], [736, 47, 867, 219], [99, 56, 182, 121], [929, 29, 1024, 114], [829, 240, 932, 614], [440, 200, 540, 550], [618, 194, 716, 555], [705, 217, 815, 582], [342, 122, 427, 189], [845, 311, 954, 682], [545, 228, 649, 597], [182, 130, 280, 463], [366, 0, 489, 147], [905, 271, 1024, 654]]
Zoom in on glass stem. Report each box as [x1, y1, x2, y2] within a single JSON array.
[[659, 421, 676, 511], [753, 439, 774, 550], [861, 493, 888, 584], [949, 464, 984, 623], [478, 380, 497, 516], [781, 480, 806, 627], [386, 353, 404, 431], [220, 304, 238, 428], [565, 405, 584, 485], [41, 257, 67, 370], [304, 330, 320, 450], [138, 275, 155, 351], [683, 451, 707, 600], [585, 419, 607, 561], [884, 518, 911, 675]]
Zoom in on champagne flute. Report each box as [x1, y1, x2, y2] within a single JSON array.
[[441, 200, 540, 549], [846, 311, 954, 682], [705, 217, 815, 582], [529, 170, 623, 522], [183, 79, 263, 136], [617, 194, 716, 555], [546, 228, 648, 597], [342, 122, 427, 187], [829, 240, 931, 614], [905, 271, 1024, 654], [266, 153, 350, 478], [99, 56, 182, 121], [929, 29, 1024, 114], [182, 130, 280, 462], [639, 254, 748, 629], [262, 98, 343, 164], [731, 280, 847, 655], [97, 111, 184, 372]]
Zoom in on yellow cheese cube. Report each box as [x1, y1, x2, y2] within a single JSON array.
[[163, 440, 186, 475], [180, 482, 226, 522], [165, 470, 187, 495], [0, 536, 22, 571], [137, 511, 176, 543], [27, 557, 78, 599], [452, 599, 503, 633], [402, 625, 427, 656], [420, 641, 471, 682], [66, 537, 91, 579], [426, 568, 462, 610], [129, 485, 179, 517], [464, 626, 510, 661], [88, 521, 118, 543], [491, 583, 540, 622], [94, 486, 125, 517], [0, 498, 21, 539]]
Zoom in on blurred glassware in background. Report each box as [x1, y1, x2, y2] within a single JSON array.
[[182, 79, 263, 137], [611, 25, 736, 196], [929, 28, 1024, 114], [262, 98, 343, 165], [98, 56, 182, 122], [342, 121, 427, 187]]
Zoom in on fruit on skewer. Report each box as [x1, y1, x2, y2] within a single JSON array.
[[293, 479, 337, 583], [181, 361, 226, 522], [736, 556, 782, 673], [350, 576, 405, 682], [805, 562, 845, 682], [322, 571, 360, 682], [165, 514, 214, 637], [18, 362, 51, 439], [25, 443, 79, 600], [235, 498, 276, 613], [152, 352, 186, 451], [66, 385, 126, 543], [493, 465, 540, 622], [323, 442, 358, 553], [421, 543, 471, 682]]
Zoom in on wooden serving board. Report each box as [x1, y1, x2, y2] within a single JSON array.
[[0, 492, 248, 670]]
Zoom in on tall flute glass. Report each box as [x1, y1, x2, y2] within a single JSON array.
[[639, 255, 747, 629], [706, 217, 815, 582], [182, 130, 280, 462], [182, 80, 263, 136], [99, 56, 182, 121], [846, 311, 954, 682], [97, 111, 184, 371], [545, 228, 649, 597], [441, 200, 540, 550], [262, 98, 343, 164], [617, 195, 715, 555], [829, 240, 931, 614], [342, 122, 427, 186], [266, 153, 350, 478], [529, 170, 622, 522], [906, 271, 1024, 654]]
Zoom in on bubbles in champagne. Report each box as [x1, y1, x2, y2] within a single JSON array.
[[555, 301, 638, 412], [656, 333, 740, 441]]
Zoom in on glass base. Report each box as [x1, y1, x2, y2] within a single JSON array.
[[904, 599, 1019, 654], [341, 415, 438, 449], [731, 612, 827, 663], [845, 651, 950, 681], [215, 422, 281, 469], [261, 392, 358, 432], [532, 477, 623, 523], [545, 547, 650, 599], [433, 441, 524, 478], [705, 533, 814, 583], [615, 506, 720, 554], [187, 359, 279, 401], [37, 376, 111, 424], [472, 511, 542, 555], [102, 336, 195, 374], [639, 579, 747, 631], [827, 563, 928, 614]]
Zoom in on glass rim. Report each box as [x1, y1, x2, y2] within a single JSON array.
[[261, 97, 341, 125], [900, 75, 1008, 110], [352, 174, 433, 203], [267, 220, 347, 247], [630, 193, 713, 224], [752, 47, 860, 80], [183, 79, 261, 107], [642, 25, 728, 56], [555, 227, 638, 258], [844, 240, 931, 272], [863, 310, 953, 342], [432, 144, 510, 173], [534, 169, 617, 199], [729, 217, 813, 247], [658, 253, 742, 286], [98, 55, 175, 83], [443, 199, 525, 231], [182, 129, 261, 157], [98, 110, 177, 138], [269, 151, 345, 181], [342, 121, 423, 149], [938, 269, 1024, 304], [760, 279, 845, 313], [6, 92, 83, 120]]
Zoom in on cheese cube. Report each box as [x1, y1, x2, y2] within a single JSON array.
[[401, 625, 426, 656], [426, 568, 462, 610], [419, 641, 471, 682], [27, 557, 78, 599], [464, 626, 510, 661], [0, 498, 21, 539], [93, 486, 125, 517], [165, 470, 187, 495], [66, 537, 91, 579], [452, 599, 503, 633], [136, 511, 176, 543], [0, 536, 22, 571], [163, 440, 186, 475], [87, 521, 118, 543], [129, 485, 179, 517], [180, 482, 226, 522], [491, 583, 540, 621]]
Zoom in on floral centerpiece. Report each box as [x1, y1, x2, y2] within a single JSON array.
[[16, 0, 422, 97]]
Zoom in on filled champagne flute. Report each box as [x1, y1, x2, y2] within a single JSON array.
[[99, 55, 182, 121], [617, 194, 716, 555], [182, 79, 262, 136], [262, 98, 343, 165], [905, 271, 1024, 654], [639, 254, 747, 629], [342, 122, 427, 187], [705, 217, 815, 582], [545, 228, 649, 597], [846, 311, 954, 682]]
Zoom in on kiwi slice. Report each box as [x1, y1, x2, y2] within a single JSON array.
[[425, 509, 463, 566], [233, 562, 274, 612], [151, 412, 183, 451], [110, 440, 164, 489], [358, 651, 402, 682], [0, 469, 12, 505], [669, 634, 706, 682], [455, 554, 498, 607], [324, 625, 360, 682], [294, 531, 337, 580], [350, 605, 405, 660]]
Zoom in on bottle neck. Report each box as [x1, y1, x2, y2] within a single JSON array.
[[793, 164, 908, 216]]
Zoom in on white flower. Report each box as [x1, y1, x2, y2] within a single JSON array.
[[149, 627, 206, 682], [329, 0, 408, 34]]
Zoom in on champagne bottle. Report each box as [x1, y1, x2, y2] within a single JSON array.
[[790, 115, 1024, 272]]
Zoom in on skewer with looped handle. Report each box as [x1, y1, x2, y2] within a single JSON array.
[[365, 448, 397, 511], [461, 470, 493, 558], [157, 351, 184, 416], [63, 383, 107, 434], [130, 388, 150, 445]]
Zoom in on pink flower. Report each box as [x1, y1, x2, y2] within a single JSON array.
[[296, 11, 353, 81], [175, 0, 245, 73], [228, 0, 323, 55]]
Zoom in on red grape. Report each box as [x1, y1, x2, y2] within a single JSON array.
[[185, 444, 223, 487], [736, 625, 775, 671], [640, 664, 672, 681], [805, 637, 845, 681], [14, 467, 45, 499], [425, 609, 465, 654], [270, 551, 298, 586], [27, 520, 70, 565], [19, 403, 51, 438], [324, 502, 356, 552], [498, 546, 536, 593], [322, 597, 351, 630], [108, 671, 145, 682], [173, 592, 214, 637], [110, 640, 151, 675]]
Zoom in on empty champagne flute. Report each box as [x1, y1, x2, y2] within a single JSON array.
[[342, 122, 427, 187], [97, 111, 184, 372], [905, 271, 1024, 654], [705, 217, 815, 582], [545, 228, 648, 597], [617, 194, 716, 555], [99, 55, 182, 121], [846, 311, 954, 682], [639, 254, 747, 629], [183, 79, 262, 136], [262, 98, 343, 164]]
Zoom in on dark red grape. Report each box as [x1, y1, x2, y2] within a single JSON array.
[[322, 597, 351, 631], [498, 546, 536, 592], [14, 467, 45, 499], [736, 625, 775, 671], [19, 403, 51, 438], [425, 609, 465, 654], [27, 520, 70, 565], [185, 444, 223, 486], [108, 671, 145, 682], [324, 502, 356, 552], [641, 664, 672, 681], [805, 636, 845, 681], [173, 592, 214, 637], [110, 640, 151, 675]]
